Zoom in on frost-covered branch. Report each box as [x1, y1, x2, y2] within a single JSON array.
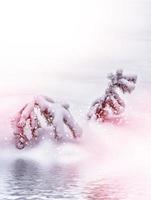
[[11, 96, 82, 149], [87, 70, 137, 121]]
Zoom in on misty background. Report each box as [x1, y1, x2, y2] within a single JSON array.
[[0, 0, 150, 95]]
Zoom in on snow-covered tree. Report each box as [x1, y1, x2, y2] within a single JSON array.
[[87, 69, 137, 121], [11, 96, 82, 149]]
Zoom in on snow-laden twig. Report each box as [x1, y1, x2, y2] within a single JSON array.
[[11, 96, 82, 149], [87, 69, 137, 121]]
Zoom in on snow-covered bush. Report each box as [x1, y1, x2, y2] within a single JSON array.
[[87, 69, 137, 121], [11, 96, 82, 149]]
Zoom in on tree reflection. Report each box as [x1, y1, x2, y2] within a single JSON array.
[[85, 180, 124, 200], [7, 159, 80, 199]]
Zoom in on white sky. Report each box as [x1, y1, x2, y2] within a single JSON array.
[[0, 0, 150, 94]]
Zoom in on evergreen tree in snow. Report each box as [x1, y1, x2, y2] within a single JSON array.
[[11, 96, 82, 149], [87, 69, 137, 121]]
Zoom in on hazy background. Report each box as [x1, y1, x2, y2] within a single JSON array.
[[0, 0, 150, 95]]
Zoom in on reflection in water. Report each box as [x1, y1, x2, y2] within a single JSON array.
[[85, 180, 124, 200], [4, 159, 80, 200], [1, 155, 151, 199], [2, 159, 128, 200], [7, 159, 41, 198]]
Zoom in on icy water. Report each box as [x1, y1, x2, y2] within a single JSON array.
[[0, 0, 151, 199], [1, 158, 151, 200]]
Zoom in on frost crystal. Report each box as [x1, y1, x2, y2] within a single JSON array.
[[11, 95, 82, 149], [87, 69, 137, 121]]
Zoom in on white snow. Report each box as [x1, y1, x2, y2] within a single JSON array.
[[87, 70, 137, 121], [11, 95, 82, 148]]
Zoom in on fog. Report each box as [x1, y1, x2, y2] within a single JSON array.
[[0, 0, 151, 95]]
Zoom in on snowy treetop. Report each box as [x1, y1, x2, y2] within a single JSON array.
[[107, 69, 137, 93], [12, 95, 82, 149], [88, 69, 137, 121]]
